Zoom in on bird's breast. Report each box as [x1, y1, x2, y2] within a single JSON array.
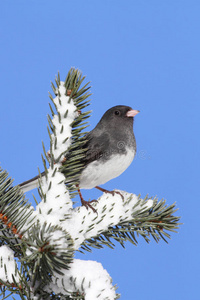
[[79, 148, 135, 189]]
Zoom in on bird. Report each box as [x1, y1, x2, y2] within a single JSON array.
[[19, 105, 139, 211]]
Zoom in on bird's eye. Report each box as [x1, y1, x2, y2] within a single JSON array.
[[114, 110, 120, 116]]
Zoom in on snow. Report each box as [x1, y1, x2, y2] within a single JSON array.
[[31, 82, 75, 226], [51, 81, 78, 162], [48, 228, 73, 251], [0, 245, 19, 283], [36, 166, 72, 225], [45, 259, 117, 300]]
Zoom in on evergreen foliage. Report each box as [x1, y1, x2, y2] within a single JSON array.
[[0, 68, 181, 299]]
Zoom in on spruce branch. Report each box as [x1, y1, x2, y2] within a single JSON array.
[[51, 191, 180, 253], [45, 68, 92, 197], [0, 67, 181, 300], [0, 167, 35, 254], [24, 222, 74, 288], [82, 196, 180, 251]]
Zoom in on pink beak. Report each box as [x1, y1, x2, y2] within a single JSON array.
[[126, 109, 140, 117]]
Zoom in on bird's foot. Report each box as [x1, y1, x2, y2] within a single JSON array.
[[81, 198, 98, 213], [76, 185, 98, 213], [95, 186, 124, 200]]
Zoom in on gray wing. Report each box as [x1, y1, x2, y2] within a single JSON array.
[[83, 131, 111, 165]]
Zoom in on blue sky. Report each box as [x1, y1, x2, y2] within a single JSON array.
[[0, 1, 199, 299]]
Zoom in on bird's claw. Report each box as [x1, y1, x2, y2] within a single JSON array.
[[105, 190, 124, 200], [95, 186, 124, 200], [81, 198, 98, 213], [113, 190, 124, 200]]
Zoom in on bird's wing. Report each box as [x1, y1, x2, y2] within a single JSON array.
[[83, 131, 110, 165]]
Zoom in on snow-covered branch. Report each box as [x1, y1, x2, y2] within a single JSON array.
[[45, 259, 118, 300], [0, 68, 180, 300], [0, 245, 19, 284]]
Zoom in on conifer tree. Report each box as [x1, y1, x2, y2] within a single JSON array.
[[0, 68, 180, 299]]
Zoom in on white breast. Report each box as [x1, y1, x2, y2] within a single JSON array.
[[79, 148, 135, 189]]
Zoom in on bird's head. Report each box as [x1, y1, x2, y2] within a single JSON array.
[[99, 105, 139, 129]]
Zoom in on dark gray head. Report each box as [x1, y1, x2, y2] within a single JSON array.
[[98, 105, 139, 132]]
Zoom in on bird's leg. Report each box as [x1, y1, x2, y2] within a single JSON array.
[[95, 186, 124, 200], [76, 185, 98, 213]]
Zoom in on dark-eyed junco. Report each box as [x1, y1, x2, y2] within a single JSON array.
[[19, 105, 139, 210]]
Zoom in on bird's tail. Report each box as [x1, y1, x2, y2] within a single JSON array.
[[19, 172, 45, 193]]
